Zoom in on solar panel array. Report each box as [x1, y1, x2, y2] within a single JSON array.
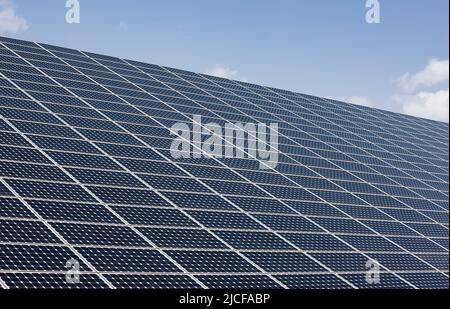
[[0, 36, 448, 289]]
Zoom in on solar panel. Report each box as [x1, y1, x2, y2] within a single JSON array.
[[0, 35, 448, 289]]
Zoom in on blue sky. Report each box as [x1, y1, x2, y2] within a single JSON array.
[[1, 0, 449, 122]]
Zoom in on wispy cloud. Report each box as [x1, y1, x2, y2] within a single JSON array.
[[398, 59, 449, 92], [342, 95, 372, 107], [395, 59, 449, 122], [327, 95, 373, 107], [205, 65, 247, 81], [395, 90, 449, 123], [0, 0, 29, 34]]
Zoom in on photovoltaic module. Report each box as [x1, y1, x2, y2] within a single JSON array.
[[0, 36, 448, 289]]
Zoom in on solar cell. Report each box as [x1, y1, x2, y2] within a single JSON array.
[[0, 273, 109, 289], [198, 275, 281, 289], [0, 36, 448, 289], [103, 274, 200, 289]]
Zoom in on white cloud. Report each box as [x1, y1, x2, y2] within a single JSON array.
[[395, 59, 449, 122], [398, 59, 449, 92], [395, 90, 449, 123], [0, 0, 29, 34], [342, 95, 372, 107], [327, 95, 373, 107], [205, 65, 247, 81]]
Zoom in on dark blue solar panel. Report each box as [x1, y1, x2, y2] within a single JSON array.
[[342, 273, 412, 289], [78, 247, 181, 272], [0, 273, 109, 289], [0, 36, 447, 289], [0, 244, 86, 271], [167, 251, 259, 273], [245, 252, 325, 272], [198, 275, 281, 289], [276, 274, 351, 289], [104, 275, 200, 289]]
